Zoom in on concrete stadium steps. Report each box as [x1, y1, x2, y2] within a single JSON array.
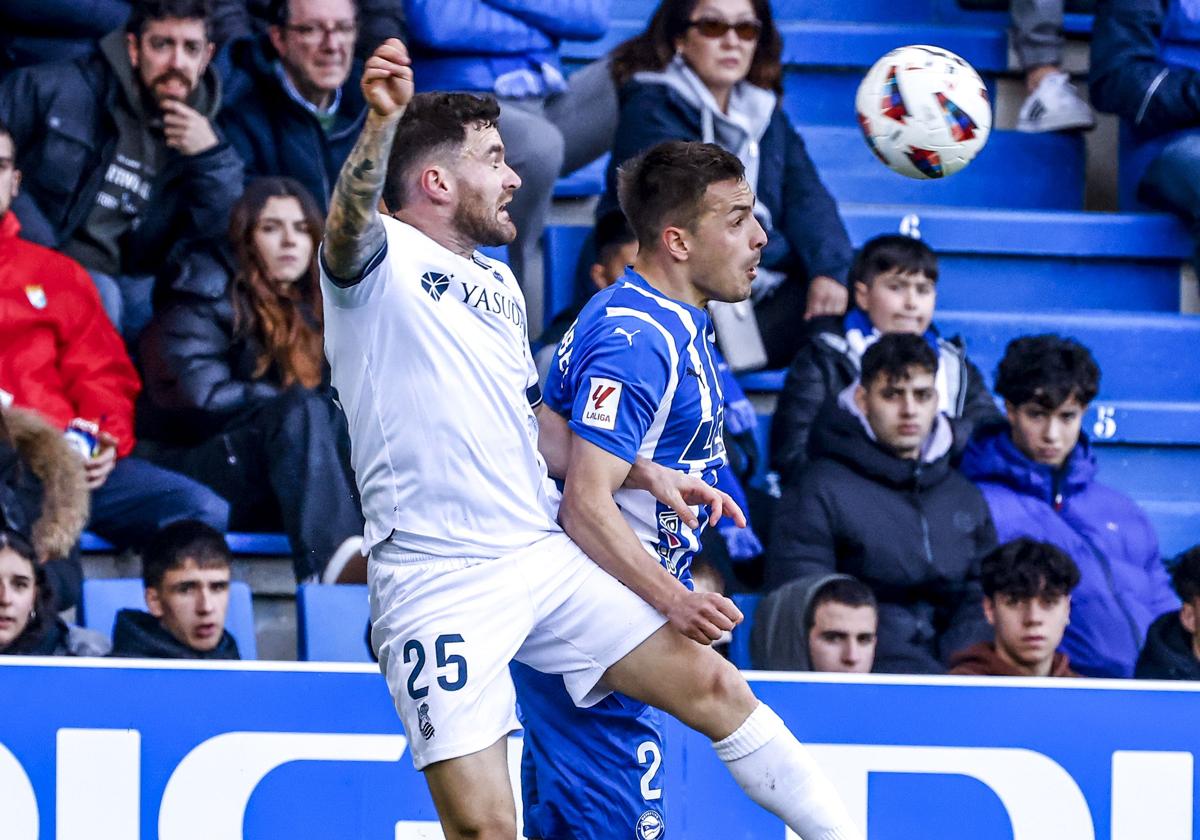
[[841, 205, 1191, 312]]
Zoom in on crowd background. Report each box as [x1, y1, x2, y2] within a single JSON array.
[[1, 0, 1199, 683]]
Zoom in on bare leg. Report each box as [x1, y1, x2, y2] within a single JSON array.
[[423, 737, 518, 840]]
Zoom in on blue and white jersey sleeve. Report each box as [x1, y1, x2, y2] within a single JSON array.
[[552, 315, 673, 465]]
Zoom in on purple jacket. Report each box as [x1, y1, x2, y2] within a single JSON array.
[[960, 424, 1179, 678]]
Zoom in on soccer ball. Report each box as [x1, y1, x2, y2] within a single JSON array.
[[855, 45, 992, 180]]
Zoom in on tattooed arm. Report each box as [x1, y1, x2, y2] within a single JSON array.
[[323, 38, 414, 282]]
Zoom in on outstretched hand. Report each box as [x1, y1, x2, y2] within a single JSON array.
[[361, 38, 413, 119], [625, 458, 747, 530]]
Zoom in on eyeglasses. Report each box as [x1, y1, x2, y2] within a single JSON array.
[[687, 17, 763, 41], [284, 20, 357, 44]]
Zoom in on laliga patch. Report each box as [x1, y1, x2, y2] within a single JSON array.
[[583, 377, 621, 431]]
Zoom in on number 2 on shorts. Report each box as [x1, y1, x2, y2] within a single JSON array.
[[405, 634, 469, 699]]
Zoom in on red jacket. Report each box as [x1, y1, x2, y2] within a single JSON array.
[[0, 212, 140, 457]]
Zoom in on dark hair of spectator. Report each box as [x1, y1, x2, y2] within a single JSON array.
[[993, 335, 1101, 410], [860, 333, 938, 388], [849, 234, 939, 288], [609, 0, 783, 93], [268, 0, 359, 25], [616, 140, 745, 249], [805, 577, 877, 632], [228, 177, 326, 390], [383, 93, 501, 211], [0, 533, 59, 655], [142, 520, 232, 590], [1171, 546, 1200, 603], [980, 538, 1081, 600], [126, 0, 214, 37], [594, 212, 637, 267]]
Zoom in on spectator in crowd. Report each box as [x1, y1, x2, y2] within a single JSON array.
[[0, 407, 108, 656], [767, 334, 995, 674], [1136, 546, 1200, 680], [601, 0, 853, 368], [950, 538, 1081, 677], [0, 121, 230, 610], [219, 0, 370, 216], [961, 335, 1178, 678], [110, 520, 241, 658], [1, 0, 133, 73], [212, 0, 405, 60], [404, 0, 619, 291], [138, 177, 364, 584], [1091, 0, 1200, 261], [770, 234, 999, 486], [751, 574, 878, 673], [1011, 0, 1094, 132], [0, 0, 244, 339]]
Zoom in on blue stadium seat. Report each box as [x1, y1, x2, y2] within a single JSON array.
[[296, 583, 373, 662], [803, 127, 1085, 210], [728, 593, 763, 669], [79, 577, 258, 659], [478, 244, 510, 264], [542, 223, 592, 328], [554, 154, 608, 199], [80, 531, 292, 555]]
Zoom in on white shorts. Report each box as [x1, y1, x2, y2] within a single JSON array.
[[369, 531, 668, 771]]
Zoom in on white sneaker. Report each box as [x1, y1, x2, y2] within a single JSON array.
[[1016, 71, 1096, 133], [321, 536, 367, 585]]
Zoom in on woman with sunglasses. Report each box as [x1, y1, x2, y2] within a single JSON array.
[[602, 0, 855, 368]]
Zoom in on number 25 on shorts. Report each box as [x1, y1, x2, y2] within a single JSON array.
[[403, 634, 469, 699]]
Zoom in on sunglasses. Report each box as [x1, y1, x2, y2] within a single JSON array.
[[687, 17, 763, 41]]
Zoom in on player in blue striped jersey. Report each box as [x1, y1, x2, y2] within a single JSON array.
[[514, 141, 763, 840]]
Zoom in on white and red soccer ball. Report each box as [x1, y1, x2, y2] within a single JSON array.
[[855, 45, 992, 180]]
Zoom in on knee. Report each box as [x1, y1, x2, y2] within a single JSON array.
[[165, 484, 230, 532], [445, 814, 518, 840], [697, 654, 757, 711]]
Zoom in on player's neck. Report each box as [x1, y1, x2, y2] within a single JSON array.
[[631, 258, 706, 309], [393, 210, 479, 259]]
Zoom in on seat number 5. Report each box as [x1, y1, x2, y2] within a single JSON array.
[[403, 634, 469, 699]]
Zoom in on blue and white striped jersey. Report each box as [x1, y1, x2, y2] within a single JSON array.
[[545, 267, 726, 581]]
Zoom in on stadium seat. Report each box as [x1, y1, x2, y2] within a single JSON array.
[[542, 224, 592, 328], [296, 583, 373, 662], [728, 593, 763, 669], [553, 154, 608, 199], [79, 577, 258, 659], [80, 531, 293, 555]]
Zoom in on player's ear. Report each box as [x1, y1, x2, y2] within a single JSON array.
[[419, 166, 452, 206], [660, 225, 689, 262]]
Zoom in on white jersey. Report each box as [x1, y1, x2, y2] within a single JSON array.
[[321, 216, 559, 558]]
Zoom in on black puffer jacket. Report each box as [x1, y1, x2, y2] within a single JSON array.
[[0, 34, 243, 270], [109, 608, 240, 659], [766, 396, 996, 674], [137, 244, 318, 445], [770, 316, 999, 486], [1135, 611, 1200, 680]]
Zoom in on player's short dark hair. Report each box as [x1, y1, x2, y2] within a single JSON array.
[[142, 520, 232, 590], [383, 93, 501, 211], [850, 234, 939, 288], [980, 538, 1081, 600], [616, 140, 746, 250], [860, 332, 938, 389], [806, 577, 877, 633], [1171, 546, 1200, 603], [126, 0, 214, 37], [593, 212, 636, 267], [994, 334, 1100, 410], [268, 0, 360, 25]]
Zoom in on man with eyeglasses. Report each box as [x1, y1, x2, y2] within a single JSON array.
[[0, 0, 244, 339], [219, 0, 380, 214]]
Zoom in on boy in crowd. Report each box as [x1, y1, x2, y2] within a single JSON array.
[[1137, 547, 1200, 680], [751, 574, 878, 673], [962, 335, 1178, 678], [950, 538, 1081, 677], [768, 334, 996, 674], [770, 234, 997, 486], [111, 520, 241, 659]]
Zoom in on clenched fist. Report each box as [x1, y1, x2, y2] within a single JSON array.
[[361, 38, 414, 119]]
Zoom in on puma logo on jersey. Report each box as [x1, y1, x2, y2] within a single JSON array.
[[614, 327, 640, 346], [583, 376, 621, 431]]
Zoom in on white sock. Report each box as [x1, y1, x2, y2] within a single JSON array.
[[713, 703, 862, 840]]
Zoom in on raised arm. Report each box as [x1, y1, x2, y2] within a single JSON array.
[[323, 38, 413, 282]]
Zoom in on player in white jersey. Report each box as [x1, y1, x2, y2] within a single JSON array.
[[322, 38, 861, 840]]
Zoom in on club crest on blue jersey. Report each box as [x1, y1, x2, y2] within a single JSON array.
[[420, 271, 451, 301], [417, 701, 436, 739], [635, 809, 665, 840]]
